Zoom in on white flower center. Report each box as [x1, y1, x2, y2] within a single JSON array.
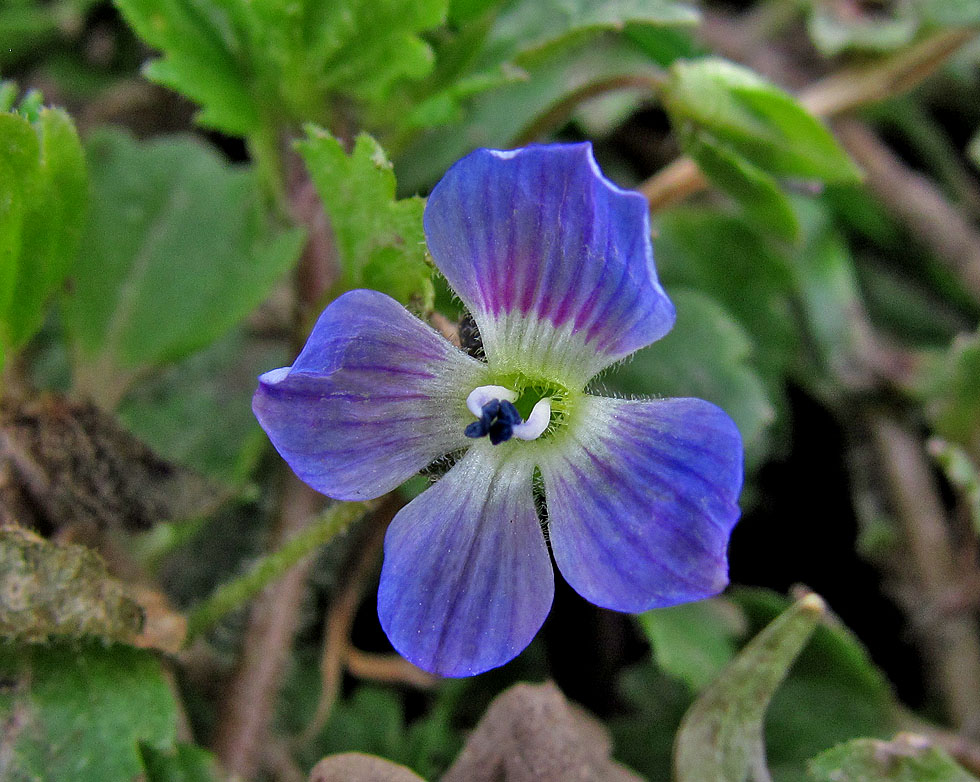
[[465, 385, 551, 442]]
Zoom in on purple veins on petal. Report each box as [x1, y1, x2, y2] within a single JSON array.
[[378, 445, 554, 677], [542, 396, 743, 614], [252, 289, 486, 502], [424, 143, 676, 380]]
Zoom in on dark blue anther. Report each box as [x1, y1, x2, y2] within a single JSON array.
[[465, 399, 522, 445]]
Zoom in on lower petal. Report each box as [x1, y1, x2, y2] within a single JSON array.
[[378, 445, 553, 677], [253, 289, 486, 500], [541, 396, 743, 612]]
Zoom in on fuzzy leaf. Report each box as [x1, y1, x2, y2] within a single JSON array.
[[0, 641, 177, 781], [674, 592, 826, 782], [0, 526, 143, 643], [808, 734, 979, 782], [664, 58, 861, 183], [297, 129, 432, 308], [62, 128, 303, 390]]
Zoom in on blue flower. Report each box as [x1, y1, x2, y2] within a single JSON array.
[[253, 143, 743, 677]]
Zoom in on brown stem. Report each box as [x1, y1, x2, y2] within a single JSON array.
[[345, 647, 438, 689], [211, 472, 325, 778], [869, 414, 980, 734], [834, 119, 980, 306], [300, 495, 402, 744]]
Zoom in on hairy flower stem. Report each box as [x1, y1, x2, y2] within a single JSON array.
[[185, 498, 368, 641]]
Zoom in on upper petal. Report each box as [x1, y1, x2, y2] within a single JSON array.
[[252, 289, 487, 501], [378, 444, 553, 677], [540, 396, 743, 612], [424, 143, 675, 388]]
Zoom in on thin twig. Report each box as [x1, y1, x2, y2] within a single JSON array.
[[300, 495, 402, 744], [869, 414, 980, 735], [834, 118, 980, 306], [211, 472, 327, 779], [345, 647, 438, 689]]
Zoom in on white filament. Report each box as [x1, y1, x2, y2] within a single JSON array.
[[466, 385, 517, 417], [511, 398, 551, 441]]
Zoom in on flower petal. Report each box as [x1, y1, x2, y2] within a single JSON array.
[[541, 396, 743, 612], [252, 289, 487, 501], [424, 143, 675, 387], [378, 445, 553, 676]]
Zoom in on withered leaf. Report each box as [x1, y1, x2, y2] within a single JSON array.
[[441, 682, 642, 782], [0, 393, 221, 535], [0, 525, 144, 643], [309, 753, 427, 782]]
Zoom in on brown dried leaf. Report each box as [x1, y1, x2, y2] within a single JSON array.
[[440, 682, 642, 782], [0, 525, 144, 643], [309, 752, 427, 782], [0, 393, 221, 535]]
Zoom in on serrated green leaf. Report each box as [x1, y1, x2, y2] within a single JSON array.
[[0, 525, 144, 643], [807, 1, 919, 56], [0, 641, 177, 782], [482, 0, 699, 67], [808, 735, 979, 782], [603, 288, 776, 467], [638, 598, 743, 691], [664, 58, 861, 184], [115, 0, 447, 137], [684, 131, 800, 241], [297, 128, 432, 308], [674, 592, 827, 782], [62, 128, 304, 393], [0, 105, 87, 352]]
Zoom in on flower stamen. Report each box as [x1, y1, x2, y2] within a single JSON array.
[[465, 385, 552, 445]]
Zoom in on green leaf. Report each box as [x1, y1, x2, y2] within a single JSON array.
[[683, 131, 799, 241], [118, 328, 287, 485], [62, 128, 303, 395], [807, 1, 919, 56], [735, 589, 897, 782], [114, 0, 447, 137], [674, 592, 827, 782], [638, 598, 744, 691], [785, 198, 870, 387], [602, 288, 776, 467], [663, 58, 861, 183], [653, 207, 798, 381], [0, 641, 177, 782], [297, 128, 433, 308], [912, 0, 980, 27], [809, 734, 979, 782], [0, 104, 87, 352], [396, 34, 665, 192], [482, 0, 698, 66], [141, 742, 224, 782], [922, 329, 980, 453], [0, 525, 144, 643]]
